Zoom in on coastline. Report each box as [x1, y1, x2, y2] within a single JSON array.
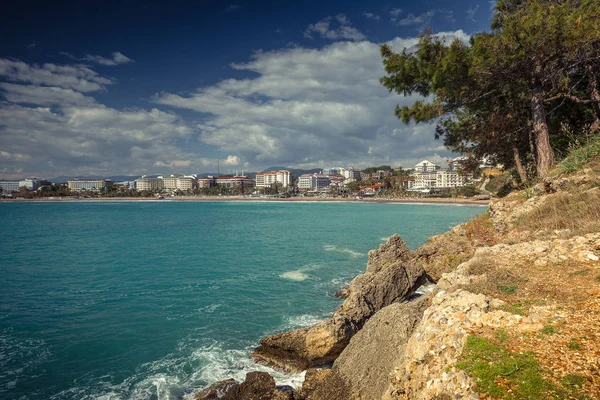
[[0, 196, 489, 206]]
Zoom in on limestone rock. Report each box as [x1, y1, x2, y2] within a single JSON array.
[[414, 224, 476, 282], [326, 294, 431, 400], [253, 235, 425, 371], [196, 379, 238, 399]]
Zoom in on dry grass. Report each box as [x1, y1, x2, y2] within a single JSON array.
[[514, 189, 600, 238], [464, 211, 499, 246]]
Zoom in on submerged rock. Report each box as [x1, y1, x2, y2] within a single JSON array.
[[253, 235, 425, 372]]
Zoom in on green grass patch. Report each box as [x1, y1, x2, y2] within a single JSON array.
[[498, 284, 518, 294], [560, 135, 600, 173], [561, 374, 587, 390], [540, 325, 558, 335], [457, 335, 554, 399], [567, 340, 581, 351], [501, 302, 529, 316]]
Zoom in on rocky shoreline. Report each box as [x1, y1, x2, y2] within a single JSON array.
[[195, 167, 600, 400]]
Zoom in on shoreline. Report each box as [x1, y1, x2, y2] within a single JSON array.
[[0, 196, 489, 206]]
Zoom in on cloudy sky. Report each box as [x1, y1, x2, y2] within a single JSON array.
[[0, 0, 494, 179]]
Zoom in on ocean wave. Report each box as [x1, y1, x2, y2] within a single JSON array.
[[323, 245, 364, 258], [279, 271, 310, 281], [0, 332, 51, 395]]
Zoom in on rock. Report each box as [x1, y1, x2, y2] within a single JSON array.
[[335, 285, 350, 299], [253, 235, 425, 371], [414, 225, 476, 282], [587, 253, 599, 261], [196, 379, 238, 399], [223, 372, 294, 400], [323, 295, 431, 400]]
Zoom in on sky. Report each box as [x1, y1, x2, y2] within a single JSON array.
[[0, 0, 495, 179]]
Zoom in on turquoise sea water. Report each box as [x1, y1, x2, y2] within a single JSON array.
[[0, 201, 484, 400]]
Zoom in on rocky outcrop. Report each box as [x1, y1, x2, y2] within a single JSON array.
[[300, 294, 432, 400], [384, 290, 544, 399], [414, 224, 476, 282], [195, 372, 295, 400], [252, 235, 425, 372]]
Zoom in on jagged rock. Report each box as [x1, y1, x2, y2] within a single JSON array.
[[253, 235, 425, 372], [334, 285, 350, 299], [414, 224, 476, 282], [196, 373, 295, 400], [302, 294, 431, 400], [196, 379, 238, 399]]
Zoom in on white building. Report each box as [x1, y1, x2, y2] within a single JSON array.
[[68, 179, 113, 192], [343, 167, 361, 183], [255, 170, 291, 188], [161, 175, 196, 191], [298, 174, 330, 191], [135, 177, 164, 191], [410, 160, 469, 190], [0, 178, 41, 193], [414, 160, 439, 172]]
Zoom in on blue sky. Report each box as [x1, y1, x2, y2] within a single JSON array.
[[0, 0, 495, 178]]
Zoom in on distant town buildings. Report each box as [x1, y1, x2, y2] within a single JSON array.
[[216, 175, 254, 188], [298, 173, 331, 191], [409, 159, 469, 191], [67, 179, 113, 192], [255, 170, 291, 188], [134, 177, 164, 191], [0, 178, 42, 193]]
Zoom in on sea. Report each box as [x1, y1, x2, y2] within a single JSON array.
[[0, 200, 484, 400]]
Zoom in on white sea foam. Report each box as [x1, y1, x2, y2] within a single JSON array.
[[323, 245, 364, 258], [284, 314, 324, 329], [415, 283, 436, 295], [279, 271, 310, 281]]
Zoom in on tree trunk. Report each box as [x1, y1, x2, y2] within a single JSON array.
[[587, 64, 600, 133], [513, 144, 528, 184], [531, 61, 554, 177]]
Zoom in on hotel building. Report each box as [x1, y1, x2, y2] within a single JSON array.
[[67, 179, 113, 192], [134, 177, 164, 191], [255, 170, 291, 188]]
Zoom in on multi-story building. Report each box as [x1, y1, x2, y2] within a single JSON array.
[[215, 176, 254, 188], [255, 170, 291, 188], [435, 169, 467, 188], [197, 176, 216, 188], [410, 160, 469, 190], [0, 178, 42, 193], [414, 159, 440, 173], [134, 177, 164, 191], [68, 179, 113, 192], [323, 167, 344, 175], [298, 174, 331, 191], [161, 175, 196, 191], [343, 167, 361, 183]]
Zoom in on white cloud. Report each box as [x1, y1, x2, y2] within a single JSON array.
[[60, 51, 134, 66], [155, 31, 469, 170], [304, 14, 366, 41], [0, 58, 112, 92], [362, 12, 381, 21], [224, 155, 241, 165], [389, 8, 403, 23], [466, 5, 480, 22], [397, 11, 435, 26], [0, 82, 96, 106]]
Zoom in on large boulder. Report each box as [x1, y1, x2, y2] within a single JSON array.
[[195, 372, 295, 400], [299, 294, 432, 400], [253, 235, 425, 371]]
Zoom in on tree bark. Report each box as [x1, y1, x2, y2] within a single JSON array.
[[513, 144, 528, 184], [587, 64, 600, 133], [531, 61, 554, 177]]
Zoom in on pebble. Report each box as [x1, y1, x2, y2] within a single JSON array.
[[587, 253, 599, 261]]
